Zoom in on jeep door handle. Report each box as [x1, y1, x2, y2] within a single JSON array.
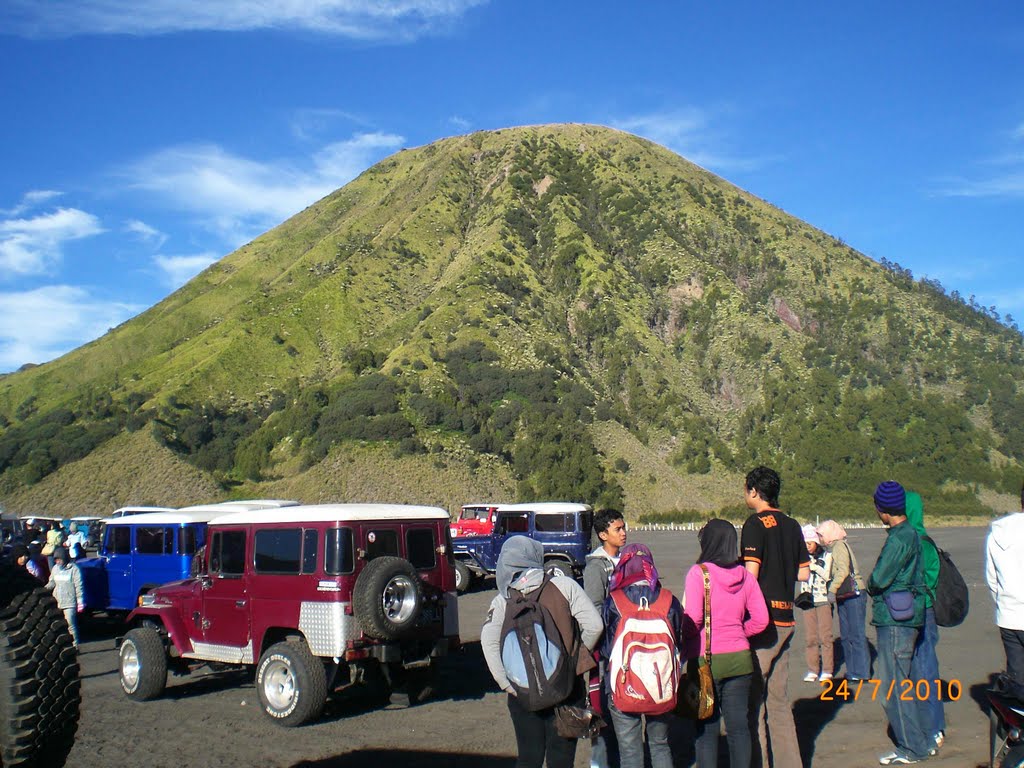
[[235, 599, 246, 607]]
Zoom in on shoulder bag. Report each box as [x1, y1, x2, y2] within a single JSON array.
[[676, 564, 715, 720]]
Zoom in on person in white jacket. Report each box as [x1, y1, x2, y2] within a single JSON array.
[[986, 481, 1024, 699], [46, 547, 85, 646]]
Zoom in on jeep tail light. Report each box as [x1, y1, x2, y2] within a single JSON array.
[[344, 648, 369, 661]]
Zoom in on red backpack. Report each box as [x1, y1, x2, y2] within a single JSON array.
[[608, 588, 680, 715]]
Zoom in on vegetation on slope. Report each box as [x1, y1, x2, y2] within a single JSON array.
[[0, 124, 1021, 520]]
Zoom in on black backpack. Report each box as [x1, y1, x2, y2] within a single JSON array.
[[499, 574, 578, 711], [922, 535, 969, 627]]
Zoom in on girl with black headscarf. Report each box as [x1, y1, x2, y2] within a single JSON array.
[[684, 519, 770, 768]]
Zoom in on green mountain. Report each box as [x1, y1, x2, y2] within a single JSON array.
[[2, 124, 1022, 520]]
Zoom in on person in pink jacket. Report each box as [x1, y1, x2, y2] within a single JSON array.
[[685, 518, 770, 768]]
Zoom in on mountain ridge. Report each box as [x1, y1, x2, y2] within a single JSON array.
[[1, 124, 1021, 519]]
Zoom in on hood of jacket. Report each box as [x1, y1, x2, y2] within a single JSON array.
[[586, 545, 617, 564], [496, 536, 545, 597], [906, 491, 926, 535], [707, 562, 748, 594]]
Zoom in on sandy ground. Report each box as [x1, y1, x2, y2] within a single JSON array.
[[66, 526, 1004, 767]]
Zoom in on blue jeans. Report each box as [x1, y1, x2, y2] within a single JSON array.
[[1002, 627, 1024, 698], [695, 673, 752, 768], [836, 592, 870, 679], [910, 607, 945, 738], [590, 666, 619, 768], [876, 624, 931, 759], [608, 702, 673, 768]]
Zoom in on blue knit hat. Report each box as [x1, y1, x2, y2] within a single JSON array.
[[873, 481, 906, 513]]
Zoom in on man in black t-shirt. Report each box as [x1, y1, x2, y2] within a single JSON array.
[[741, 466, 810, 768]]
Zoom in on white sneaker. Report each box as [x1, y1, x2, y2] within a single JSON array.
[[803, 671, 818, 682], [819, 672, 833, 682]]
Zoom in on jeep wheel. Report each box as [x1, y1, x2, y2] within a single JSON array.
[[0, 563, 80, 768], [119, 627, 167, 700], [256, 641, 326, 727], [353, 556, 423, 641], [544, 559, 571, 579], [454, 561, 472, 593]]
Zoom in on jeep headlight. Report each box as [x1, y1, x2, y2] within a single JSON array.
[[139, 593, 156, 607]]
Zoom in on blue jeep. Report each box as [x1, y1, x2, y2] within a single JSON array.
[[78, 501, 299, 614], [451, 502, 593, 592]]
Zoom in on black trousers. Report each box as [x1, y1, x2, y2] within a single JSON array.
[[1002, 627, 1024, 697], [507, 693, 578, 768]]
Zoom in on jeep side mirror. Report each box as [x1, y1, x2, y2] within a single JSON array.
[[200, 575, 213, 590]]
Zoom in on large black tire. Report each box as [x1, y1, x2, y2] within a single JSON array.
[[454, 561, 472, 593], [119, 627, 168, 701], [353, 557, 423, 641], [255, 640, 327, 727], [0, 563, 80, 768]]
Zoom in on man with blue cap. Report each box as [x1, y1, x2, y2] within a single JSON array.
[[868, 481, 930, 765]]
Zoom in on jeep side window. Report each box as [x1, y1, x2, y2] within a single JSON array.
[[366, 529, 399, 560], [325, 528, 354, 575], [497, 513, 529, 534], [302, 529, 318, 574], [406, 528, 436, 569], [105, 526, 131, 555], [136, 526, 174, 555], [210, 530, 246, 576], [181, 526, 197, 556], [254, 529, 301, 574]]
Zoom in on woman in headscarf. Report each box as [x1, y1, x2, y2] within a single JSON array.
[[601, 543, 684, 768], [480, 536, 602, 768], [684, 519, 769, 768], [816, 519, 869, 681], [798, 524, 834, 683]]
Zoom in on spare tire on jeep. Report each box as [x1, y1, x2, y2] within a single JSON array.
[[0, 562, 80, 768], [353, 556, 423, 641]]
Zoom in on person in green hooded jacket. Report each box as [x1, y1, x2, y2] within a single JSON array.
[[905, 492, 945, 753], [867, 481, 931, 765]]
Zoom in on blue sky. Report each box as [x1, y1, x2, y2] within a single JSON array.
[[2, 1, 1023, 372]]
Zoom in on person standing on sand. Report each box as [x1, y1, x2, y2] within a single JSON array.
[[868, 481, 932, 765], [986, 479, 1024, 701], [46, 547, 85, 646], [740, 466, 809, 768], [583, 508, 627, 768], [816, 520, 870, 681]]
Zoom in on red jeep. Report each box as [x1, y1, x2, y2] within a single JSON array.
[[117, 504, 459, 726], [449, 503, 500, 539]]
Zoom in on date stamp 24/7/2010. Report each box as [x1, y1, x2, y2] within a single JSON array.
[[819, 678, 963, 702]]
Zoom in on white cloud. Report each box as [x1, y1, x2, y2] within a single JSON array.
[[125, 218, 167, 247], [448, 115, 472, 131], [154, 252, 220, 288], [0, 207, 104, 277], [612, 108, 771, 172], [0, 285, 141, 371], [935, 172, 1024, 198], [1, 189, 62, 217], [3, 0, 487, 40], [121, 132, 404, 246]]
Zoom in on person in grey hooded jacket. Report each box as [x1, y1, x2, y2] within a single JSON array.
[[46, 547, 84, 646], [481, 536, 603, 768]]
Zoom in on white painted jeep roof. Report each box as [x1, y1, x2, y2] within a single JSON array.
[[209, 503, 450, 526], [112, 506, 176, 517], [494, 502, 592, 514], [178, 499, 300, 513], [102, 510, 227, 526]]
